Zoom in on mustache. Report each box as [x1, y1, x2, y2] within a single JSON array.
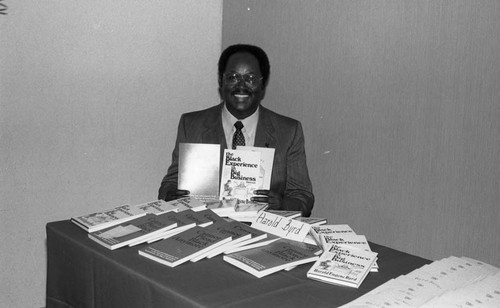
[[231, 88, 253, 95]]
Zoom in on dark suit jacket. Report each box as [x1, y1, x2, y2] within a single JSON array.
[[158, 103, 314, 216]]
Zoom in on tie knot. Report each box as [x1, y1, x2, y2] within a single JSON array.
[[234, 121, 244, 130]]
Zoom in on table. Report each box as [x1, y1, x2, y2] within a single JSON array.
[[46, 220, 431, 308]]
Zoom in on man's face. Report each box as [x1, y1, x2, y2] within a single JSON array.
[[219, 52, 266, 119]]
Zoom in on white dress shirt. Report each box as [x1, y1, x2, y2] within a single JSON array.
[[221, 103, 259, 149]]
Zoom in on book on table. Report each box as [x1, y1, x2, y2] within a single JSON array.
[[219, 149, 261, 202], [205, 221, 269, 258], [293, 216, 327, 226], [71, 204, 146, 233], [142, 209, 215, 244], [263, 209, 302, 219], [178, 143, 220, 202], [190, 220, 253, 262], [320, 233, 379, 272], [134, 198, 206, 215], [223, 233, 281, 255], [223, 238, 320, 278], [88, 213, 178, 250], [307, 244, 378, 288], [71, 198, 205, 233], [138, 223, 233, 267], [309, 224, 356, 245]]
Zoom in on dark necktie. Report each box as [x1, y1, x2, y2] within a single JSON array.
[[232, 121, 245, 149]]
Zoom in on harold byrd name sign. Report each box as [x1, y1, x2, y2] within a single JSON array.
[[251, 211, 311, 242]]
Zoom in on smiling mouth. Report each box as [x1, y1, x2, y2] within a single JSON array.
[[234, 94, 249, 99]]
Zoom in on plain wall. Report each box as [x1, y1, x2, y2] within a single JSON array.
[[0, 1, 222, 307], [223, 1, 500, 266]]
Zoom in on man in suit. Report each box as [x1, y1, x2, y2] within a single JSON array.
[[158, 44, 314, 217]]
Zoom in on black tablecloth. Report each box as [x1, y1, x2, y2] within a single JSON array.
[[46, 220, 431, 308]]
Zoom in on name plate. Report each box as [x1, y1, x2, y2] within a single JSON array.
[[251, 211, 311, 242]]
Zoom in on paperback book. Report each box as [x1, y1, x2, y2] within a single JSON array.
[[71, 204, 146, 233], [224, 233, 281, 255], [135, 198, 205, 215], [320, 233, 379, 271], [178, 143, 220, 201], [293, 216, 327, 226], [309, 224, 356, 244], [307, 244, 378, 288], [223, 238, 319, 278], [88, 213, 177, 250], [219, 149, 261, 202], [264, 209, 302, 219], [206, 221, 268, 258], [190, 220, 253, 261], [142, 209, 213, 244], [138, 223, 233, 267], [236, 146, 275, 189]]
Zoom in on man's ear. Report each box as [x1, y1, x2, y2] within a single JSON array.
[[260, 87, 266, 100], [218, 86, 223, 99]]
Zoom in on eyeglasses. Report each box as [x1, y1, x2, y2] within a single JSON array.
[[223, 72, 263, 87]]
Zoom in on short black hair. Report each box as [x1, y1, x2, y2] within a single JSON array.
[[218, 44, 271, 88]]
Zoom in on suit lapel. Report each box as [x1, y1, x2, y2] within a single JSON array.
[[255, 106, 277, 148], [200, 103, 227, 149]]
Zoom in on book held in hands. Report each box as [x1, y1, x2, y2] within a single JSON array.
[[219, 149, 261, 202], [178, 143, 220, 201], [236, 146, 275, 190]]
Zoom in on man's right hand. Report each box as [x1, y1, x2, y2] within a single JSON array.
[[163, 189, 190, 201]]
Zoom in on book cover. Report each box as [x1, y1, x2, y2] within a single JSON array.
[[88, 213, 177, 250], [176, 209, 215, 227], [309, 224, 356, 244], [178, 143, 220, 201], [321, 233, 379, 272], [138, 224, 233, 267], [307, 245, 378, 288], [236, 146, 275, 189], [219, 149, 261, 202], [71, 204, 146, 233], [190, 220, 253, 261], [223, 238, 319, 278], [140, 209, 208, 244], [205, 221, 268, 258]]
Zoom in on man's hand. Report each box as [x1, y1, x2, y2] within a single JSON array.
[[163, 189, 190, 201], [251, 190, 282, 210]]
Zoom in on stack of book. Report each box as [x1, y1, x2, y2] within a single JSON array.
[[137, 214, 278, 267], [223, 238, 321, 278], [71, 197, 206, 233], [305, 223, 379, 288]]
